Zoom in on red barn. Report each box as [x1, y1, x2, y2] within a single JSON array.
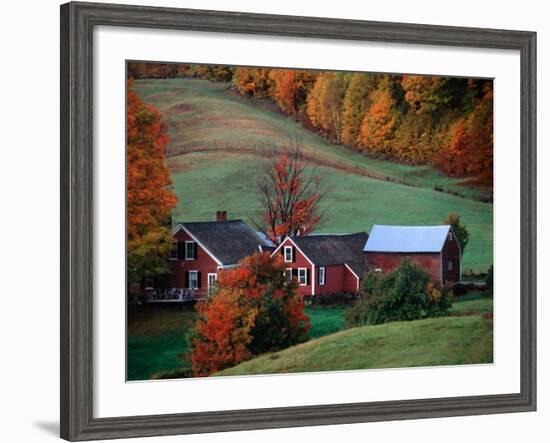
[[363, 225, 461, 285], [153, 212, 272, 299], [271, 233, 369, 296]]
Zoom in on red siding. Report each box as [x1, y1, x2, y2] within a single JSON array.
[[274, 240, 361, 295], [276, 238, 314, 296], [364, 252, 442, 285], [343, 266, 360, 292], [441, 231, 461, 284], [316, 265, 344, 295], [157, 229, 220, 297]]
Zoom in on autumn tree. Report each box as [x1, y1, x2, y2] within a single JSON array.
[[306, 72, 350, 141], [269, 69, 318, 115], [463, 87, 493, 184], [341, 73, 378, 145], [191, 64, 234, 82], [232, 67, 272, 98], [190, 252, 310, 376], [255, 148, 326, 244], [358, 83, 399, 155], [401, 75, 448, 115], [127, 80, 178, 284], [444, 213, 470, 254]]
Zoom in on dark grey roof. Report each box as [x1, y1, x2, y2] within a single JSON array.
[[346, 261, 368, 279], [178, 220, 269, 265], [292, 232, 369, 268]]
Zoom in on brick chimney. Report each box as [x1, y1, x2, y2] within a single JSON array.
[[216, 210, 227, 222]]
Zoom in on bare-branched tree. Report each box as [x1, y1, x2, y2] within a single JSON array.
[[255, 145, 326, 245]]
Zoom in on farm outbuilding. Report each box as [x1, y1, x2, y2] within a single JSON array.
[[271, 232, 369, 296], [363, 225, 461, 285]]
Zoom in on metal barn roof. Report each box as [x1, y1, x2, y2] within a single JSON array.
[[363, 225, 451, 253]]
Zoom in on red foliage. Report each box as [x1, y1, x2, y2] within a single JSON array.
[[256, 151, 325, 244], [190, 252, 310, 376]]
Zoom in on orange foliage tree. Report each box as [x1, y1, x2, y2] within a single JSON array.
[[306, 72, 349, 141], [341, 72, 378, 145], [358, 85, 398, 155], [269, 69, 318, 115], [255, 149, 325, 244], [127, 80, 177, 283], [436, 86, 493, 183], [232, 67, 272, 98], [190, 252, 310, 376]]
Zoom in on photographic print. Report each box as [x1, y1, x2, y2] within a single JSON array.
[[126, 62, 494, 381]]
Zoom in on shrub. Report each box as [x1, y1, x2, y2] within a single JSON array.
[[345, 260, 454, 327], [190, 252, 310, 376]]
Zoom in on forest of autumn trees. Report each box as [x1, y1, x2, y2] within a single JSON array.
[[127, 79, 177, 283], [128, 63, 493, 185]]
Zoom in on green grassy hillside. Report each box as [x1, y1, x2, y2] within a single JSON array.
[[215, 315, 493, 376], [134, 78, 493, 272]]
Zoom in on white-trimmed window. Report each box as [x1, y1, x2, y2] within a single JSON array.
[[207, 273, 217, 295], [284, 245, 293, 263], [185, 241, 196, 260], [448, 232, 453, 241], [298, 268, 307, 286], [319, 267, 326, 285], [188, 270, 199, 289], [448, 260, 453, 271], [285, 268, 293, 282]]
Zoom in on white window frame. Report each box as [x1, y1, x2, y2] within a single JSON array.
[[448, 232, 453, 241], [448, 260, 453, 271], [285, 268, 293, 282], [284, 245, 293, 263], [185, 241, 196, 260], [188, 270, 199, 289], [169, 240, 178, 261], [298, 267, 307, 286], [319, 267, 326, 285], [207, 273, 217, 295]]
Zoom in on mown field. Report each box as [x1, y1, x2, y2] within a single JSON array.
[[134, 78, 493, 273], [127, 294, 493, 381], [215, 314, 493, 376]]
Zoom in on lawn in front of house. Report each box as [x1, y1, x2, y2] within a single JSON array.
[[126, 304, 347, 380], [127, 305, 196, 381], [126, 293, 493, 380], [305, 305, 347, 339]]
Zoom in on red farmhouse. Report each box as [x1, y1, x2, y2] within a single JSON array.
[[271, 233, 369, 296], [155, 212, 272, 299], [363, 225, 461, 285]]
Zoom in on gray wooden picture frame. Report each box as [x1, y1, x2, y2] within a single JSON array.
[[60, 1, 537, 441]]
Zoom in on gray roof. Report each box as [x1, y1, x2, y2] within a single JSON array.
[[291, 232, 369, 268], [178, 220, 269, 265], [364, 225, 451, 253]]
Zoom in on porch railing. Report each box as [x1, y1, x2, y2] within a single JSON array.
[[145, 288, 207, 303]]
